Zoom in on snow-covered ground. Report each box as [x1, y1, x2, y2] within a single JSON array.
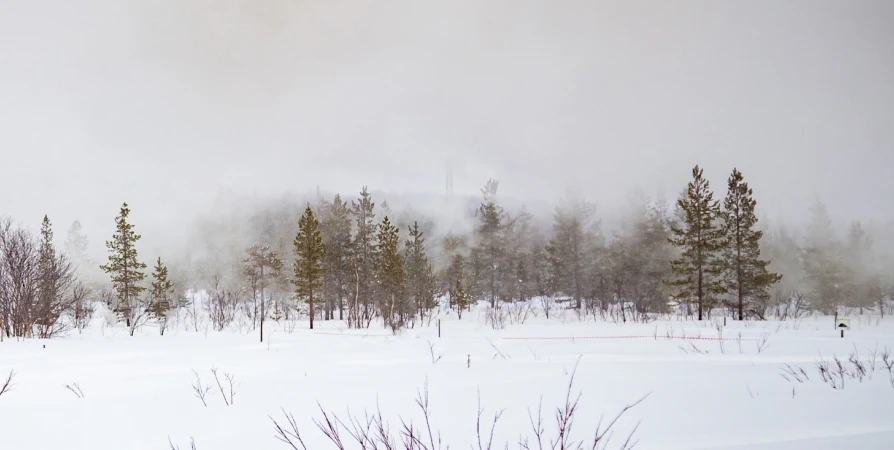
[[1, 308, 893, 450]]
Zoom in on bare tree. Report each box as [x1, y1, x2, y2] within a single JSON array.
[[206, 274, 238, 332], [70, 282, 94, 333], [0, 222, 39, 338]]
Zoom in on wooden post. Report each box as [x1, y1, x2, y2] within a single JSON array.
[[841, 329, 844, 338], [724, 316, 727, 327], [438, 320, 441, 338]]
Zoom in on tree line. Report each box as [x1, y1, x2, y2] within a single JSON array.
[[2, 165, 892, 339]]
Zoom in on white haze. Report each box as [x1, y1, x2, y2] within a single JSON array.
[[1, 0, 893, 261]]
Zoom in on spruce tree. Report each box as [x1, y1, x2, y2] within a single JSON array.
[[243, 245, 283, 342], [802, 200, 848, 314], [668, 166, 725, 320], [546, 195, 597, 309], [375, 216, 405, 329], [404, 222, 437, 323], [294, 205, 326, 330], [350, 187, 376, 328], [473, 179, 505, 306], [721, 169, 782, 320], [320, 195, 352, 321], [100, 203, 147, 326], [65, 220, 89, 266], [148, 257, 174, 335], [34, 216, 63, 335]]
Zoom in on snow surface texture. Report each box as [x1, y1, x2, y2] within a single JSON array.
[[1, 305, 893, 450]]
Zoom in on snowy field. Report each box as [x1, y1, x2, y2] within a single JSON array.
[[2, 307, 894, 450]]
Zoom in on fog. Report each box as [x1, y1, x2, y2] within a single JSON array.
[[1, 0, 893, 259]]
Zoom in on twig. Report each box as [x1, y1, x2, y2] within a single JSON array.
[[0, 370, 14, 398], [191, 369, 212, 407], [271, 408, 309, 450], [64, 382, 85, 399], [211, 366, 235, 406], [168, 436, 198, 450], [428, 341, 443, 364]]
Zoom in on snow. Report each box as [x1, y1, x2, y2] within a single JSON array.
[[1, 307, 893, 450]]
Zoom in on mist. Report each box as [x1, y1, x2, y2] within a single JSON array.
[[1, 0, 893, 261]]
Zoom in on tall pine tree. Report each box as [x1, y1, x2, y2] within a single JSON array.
[[802, 200, 848, 314], [720, 169, 781, 320], [320, 194, 352, 321], [148, 257, 174, 335], [350, 187, 376, 328], [100, 203, 147, 326], [404, 222, 437, 323], [473, 179, 505, 306], [375, 216, 405, 329], [668, 166, 725, 320], [294, 205, 326, 330]]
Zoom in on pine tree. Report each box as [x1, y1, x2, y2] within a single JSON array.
[[320, 195, 352, 321], [65, 220, 89, 265], [846, 221, 874, 313], [294, 205, 326, 330], [100, 203, 147, 326], [243, 245, 283, 342], [404, 222, 437, 323], [375, 216, 405, 329], [473, 179, 505, 306], [148, 257, 174, 335], [668, 166, 726, 320], [350, 187, 376, 328], [450, 276, 472, 320], [34, 215, 74, 337], [802, 200, 848, 314], [546, 195, 597, 309], [721, 169, 782, 320]]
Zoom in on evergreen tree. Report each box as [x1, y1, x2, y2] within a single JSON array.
[[668, 166, 725, 320], [450, 274, 472, 320], [350, 187, 376, 328], [720, 169, 782, 320], [243, 245, 283, 342], [65, 220, 89, 265], [148, 257, 174, 335], [100, 203, 147, 326], [320, 195, 352, 321], [473, 179, 505, 306], [375, 216, 405, 329], [801, 200, 848, 314], [34, 215, 76, 337], [294, 205, 326, 330], [404, 222, 437, 323], [546, 195, 597, 309], [846, 221, 874, 313]]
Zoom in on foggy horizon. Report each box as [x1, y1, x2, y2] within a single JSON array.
[[2, 0, 893, 252]]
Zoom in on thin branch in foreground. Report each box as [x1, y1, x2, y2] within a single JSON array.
[[475, 387, 505, 450], [270, 363, 649, 450], [270, 408, 309, 450], [168, 436, 197, 450], [191, 369, 212, 407], [0, 370, 14, 398], [210, 366, 236, 406], [64, 382, 85, 398]]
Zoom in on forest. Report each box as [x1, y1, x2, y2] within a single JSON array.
[[1, 165, 892, 340]]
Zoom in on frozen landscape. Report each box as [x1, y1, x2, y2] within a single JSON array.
[[2, 305, 893, 450], [2, 1, 893, 449]]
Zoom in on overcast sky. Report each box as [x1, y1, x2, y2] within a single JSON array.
[[1, 0, 892, 244]]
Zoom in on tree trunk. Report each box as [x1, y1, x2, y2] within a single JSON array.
[[309, 291, 315, 330]]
